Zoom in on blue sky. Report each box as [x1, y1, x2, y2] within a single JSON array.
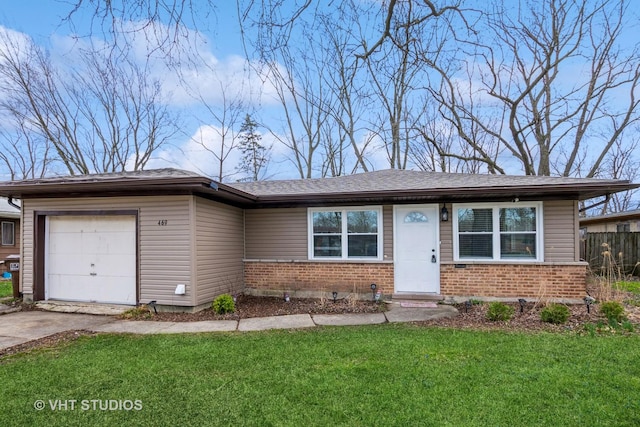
[[0, 1, 295, 180], [1, 1, 639, 189]]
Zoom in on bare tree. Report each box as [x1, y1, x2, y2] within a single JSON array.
[[316, 5, 372, 174], [188, 81, 247, 182], [597, 136, 640, 213], [360, 0, 420, 170], [0, 123, 51, 179], [0, 30, 180, 175], [240, 0, 467, 175], [436, 0, 640, 177], [63, 0, 215, 65]]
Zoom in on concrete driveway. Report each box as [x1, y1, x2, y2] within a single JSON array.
[[0, 311, 114, 350]]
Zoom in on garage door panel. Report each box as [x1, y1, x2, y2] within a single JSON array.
[[49, 233, 84, 256], [47, 215, 137, 305], [89, 232, 136, 255]]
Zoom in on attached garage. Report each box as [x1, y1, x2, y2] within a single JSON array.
[[0, 170, 249, 311], [46, 215, 137, 305]]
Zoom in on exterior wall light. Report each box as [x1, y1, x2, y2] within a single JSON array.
[[440, 205, 449, 222]]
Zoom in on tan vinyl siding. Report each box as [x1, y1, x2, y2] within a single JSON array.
[[245, 208, 307, 260], [21, 196, 194, 306], [544, 200, 579, 262], [440, 204, 453, 263], [246, 206, 390, 261], [194, 197, 244, 305], [383, 205, 393, 260]]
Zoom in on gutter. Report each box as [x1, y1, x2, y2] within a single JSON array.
[[7, 197, 20, 211]]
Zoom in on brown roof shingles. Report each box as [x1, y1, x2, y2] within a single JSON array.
[[229, 169, 632, 197], [0, 168, 636, 207]]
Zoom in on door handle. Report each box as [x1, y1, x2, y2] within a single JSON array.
[[431, 254, 437, 263]]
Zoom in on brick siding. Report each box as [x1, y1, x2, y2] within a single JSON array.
[[440, 263, 587, 299], [244, 261, 394, 295], [244, 261, 587, 299]]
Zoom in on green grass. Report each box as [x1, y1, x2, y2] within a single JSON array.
[[616, 280, 640, 294], [1, 325, 639, 426], [0, 280, 12, 298]]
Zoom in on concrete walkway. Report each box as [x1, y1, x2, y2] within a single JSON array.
[[0, 303, 458, 351]]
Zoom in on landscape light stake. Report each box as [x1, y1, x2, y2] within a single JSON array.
[[370, 283, 377, 301], [464, 300, 472, 313], [332, 291, 338, 303], [148, 300, 158, 314], [518, 298, 527, 313], [584, 296, 595, 313]]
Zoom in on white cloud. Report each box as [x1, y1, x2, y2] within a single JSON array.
[[143, 124, 243, 181], [0, 26, 34, 103], [45, 19, 284, 111]]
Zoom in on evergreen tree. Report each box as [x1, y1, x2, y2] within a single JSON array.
[[236, 114, 268, 181]]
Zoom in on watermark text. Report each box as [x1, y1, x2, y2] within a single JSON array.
[[34, 399, 142, 411]]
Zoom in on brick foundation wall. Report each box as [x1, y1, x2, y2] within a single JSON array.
[[440, 263, 587, 299], [244, 261, 394, 295], [244, 261, 587, 300]]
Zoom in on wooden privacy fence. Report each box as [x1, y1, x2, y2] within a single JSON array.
[[581, 232, 640, 276]]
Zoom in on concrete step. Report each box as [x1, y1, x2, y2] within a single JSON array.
[[391, 293, 444, 302]]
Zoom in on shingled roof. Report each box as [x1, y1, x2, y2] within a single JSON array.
[[227, 169, 639, 207], [0, 168, 636, 208], [230, 169, 623, 195]]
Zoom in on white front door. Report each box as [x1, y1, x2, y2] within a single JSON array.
[[46, 215, 137, 305], [394, 205, 440, 293]]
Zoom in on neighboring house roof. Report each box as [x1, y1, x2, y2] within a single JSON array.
[[0, 197, 20, 219], [580, 209, 640, 226], [0, 168, 636, 208]]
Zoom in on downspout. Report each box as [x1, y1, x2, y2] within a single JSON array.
[[7, 197, 20, 211]]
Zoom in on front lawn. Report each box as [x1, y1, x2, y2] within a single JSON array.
[[0, 280, 12, 298], [1, 325, 639, 426], [616, 280, 640, 294]]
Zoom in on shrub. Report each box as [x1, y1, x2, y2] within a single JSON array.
[[120, 305, 153, 320], [212, 294, 235, 314], [540, 304, 570, 324], [486, 302, 514, 321], [600, 301, 626, 323]]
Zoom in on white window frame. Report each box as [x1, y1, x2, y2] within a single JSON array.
[[1, 221, 14, 246], [308, 206, 383, 260], [452, 202, 544, 262]]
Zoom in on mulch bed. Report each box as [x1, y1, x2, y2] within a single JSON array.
[[141, 294, 387, 322]]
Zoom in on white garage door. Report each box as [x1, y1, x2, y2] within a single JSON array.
[[46, 215, 136, 305]]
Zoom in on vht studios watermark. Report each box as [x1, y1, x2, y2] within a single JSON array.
[[34, 399, 143, 411]]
